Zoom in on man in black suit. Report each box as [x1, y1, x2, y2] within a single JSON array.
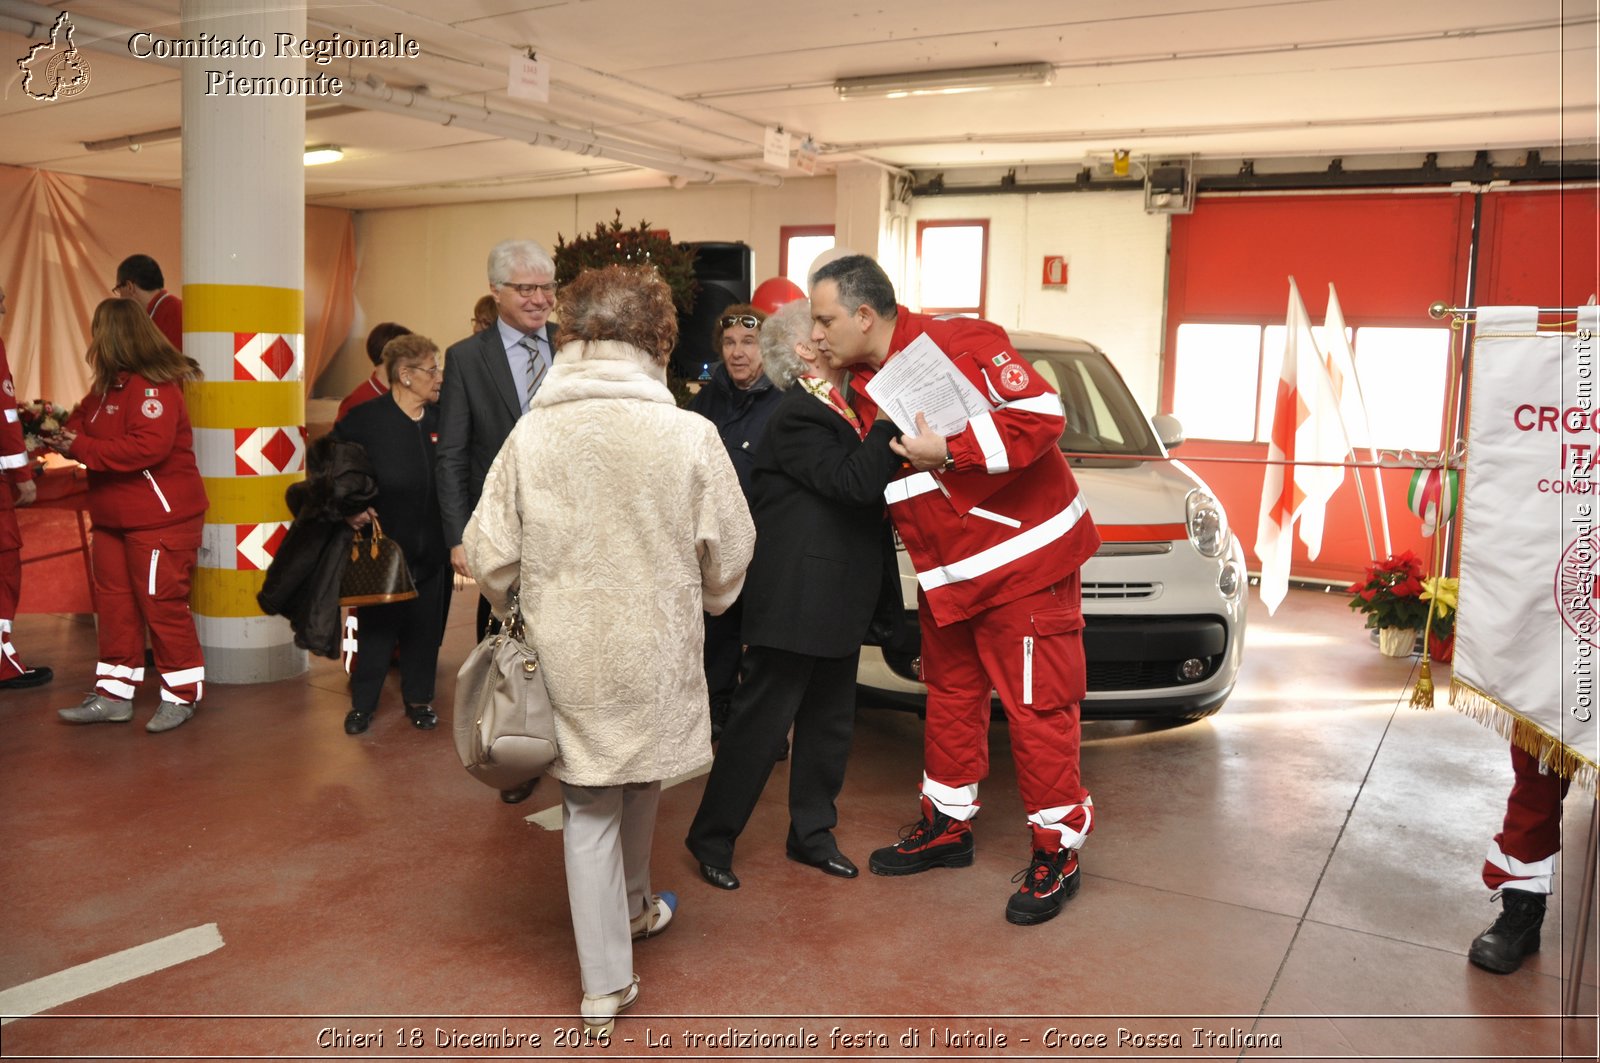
[[437, 238, 561, 641], [685, 300, 902, 890]]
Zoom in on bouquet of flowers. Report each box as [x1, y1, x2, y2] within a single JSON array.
[[17, 400, 73, 454], [1347, 550, 1430, 631]]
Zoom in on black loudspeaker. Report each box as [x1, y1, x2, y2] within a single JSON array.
[[673, 241, 753, 380]]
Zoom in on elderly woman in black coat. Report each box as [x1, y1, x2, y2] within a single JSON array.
[[685, 299, 903, 889]]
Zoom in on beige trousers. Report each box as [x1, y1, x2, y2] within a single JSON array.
[[559, 780, 661, 995]]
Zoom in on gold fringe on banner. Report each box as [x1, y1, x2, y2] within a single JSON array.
[[1450, 678, 1599, 794]]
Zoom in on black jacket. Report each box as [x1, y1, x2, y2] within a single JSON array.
[[332, 396, 446, 571], [257, 436, 378, 658], [688, 363, 782, 499], [740, 387, 903, 658]]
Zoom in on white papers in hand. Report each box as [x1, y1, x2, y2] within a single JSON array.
[[864, 332, 992, 436]]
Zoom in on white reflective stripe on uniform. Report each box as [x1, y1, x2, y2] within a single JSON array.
[[97, 678, 137, 699], [0, 618, 10, 633], [97, 662, 145, 681], [342, 613, 359, 674], [1029, 798, 1094, 850], [1023, 636, 1034, 705], [884, 471, 941, 506], [1486, 840, 1557, 894], [149, 550, 160, 596], [161, 683, 199, 704], [3, 408, 17, 422], [0, 452, 26, 469], [162, 666, 205, 688], [922, 774, 981, 821], [916, 495, 1088, 591], [969, 507, 1021, 528], [968, 411, 1009, 474], [1002, 392, 1066, 418]]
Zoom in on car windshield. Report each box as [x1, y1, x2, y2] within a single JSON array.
[[1024, 349, 1160, 462]]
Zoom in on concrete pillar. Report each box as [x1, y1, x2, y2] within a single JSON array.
[[181, 0, 307, 683], [834, 162, 910, 292]]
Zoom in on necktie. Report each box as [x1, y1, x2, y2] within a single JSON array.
[[519, 335, 547, 409]]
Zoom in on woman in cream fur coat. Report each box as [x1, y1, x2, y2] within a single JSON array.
[[463, 264, 754, 1036]]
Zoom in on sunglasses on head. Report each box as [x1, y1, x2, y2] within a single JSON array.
[[720, 314, 760, 330]]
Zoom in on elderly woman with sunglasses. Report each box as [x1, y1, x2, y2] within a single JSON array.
[[688, 304, 782, 738]]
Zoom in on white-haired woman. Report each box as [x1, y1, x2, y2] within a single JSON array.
[[464, 265, 754, 1035], [685, 299, 901, 888]]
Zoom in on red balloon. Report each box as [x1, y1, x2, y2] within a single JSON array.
[[750, 276, 805, 314]]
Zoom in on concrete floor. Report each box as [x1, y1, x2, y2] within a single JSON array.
[[0, 585, 1595, 1062]]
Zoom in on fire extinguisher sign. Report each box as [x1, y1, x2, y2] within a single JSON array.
[[1042, 255, 1069, 288]]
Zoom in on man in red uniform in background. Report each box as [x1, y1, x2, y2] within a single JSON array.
[[809, 254, 1101, 925], [0, 283, 51, 690], [114, 254, 183, 352], [336, 322, 412, 422]]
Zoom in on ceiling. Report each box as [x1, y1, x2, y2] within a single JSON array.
[[1, 0, 1596, 210]]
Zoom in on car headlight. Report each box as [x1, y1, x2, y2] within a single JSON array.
[[1186, 489, 1228, 559]]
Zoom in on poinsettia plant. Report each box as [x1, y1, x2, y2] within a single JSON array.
[[1419, 575, 1458, 639], [1347, 551, 1430, 631]]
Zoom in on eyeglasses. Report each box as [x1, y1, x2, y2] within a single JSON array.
[[110, 281, 129, 295], [405, 365, 442, 378], [720, 315, 761, 330], [500, 282, 558, 298]]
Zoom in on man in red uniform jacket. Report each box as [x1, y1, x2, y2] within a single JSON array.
[[809, 254, 1101, 926], [0, 284, 50, 689], [114, 254, 183, 352]]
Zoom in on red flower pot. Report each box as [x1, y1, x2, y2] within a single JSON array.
[[1429, 632, 1455, 663]]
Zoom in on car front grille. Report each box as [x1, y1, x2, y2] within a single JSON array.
[[1082, 581, 1159, 600]]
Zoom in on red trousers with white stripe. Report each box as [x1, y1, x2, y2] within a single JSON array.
[[919, 574, 1093, 848], [91, 517, 205, 704], [1482, 743, 1571, 894], [0, 543, 23, 680]]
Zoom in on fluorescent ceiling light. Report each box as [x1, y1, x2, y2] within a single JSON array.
[[835, 63, 1054, 100], [303, 145, 344, 166]]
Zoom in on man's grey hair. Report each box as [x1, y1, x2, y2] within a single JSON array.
[[810, 254, 897, 318], [487, 239, 555, 286], [759, 300, 812, 390]]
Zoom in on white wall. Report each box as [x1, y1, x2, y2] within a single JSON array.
[[321, 178, 838, 397], [909, 191, 1170, 413]]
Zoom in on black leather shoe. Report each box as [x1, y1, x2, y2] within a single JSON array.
[[499, 778, 538, 804], [343, 709, 371, 735], [787, 850, 859, 879], [405, 703, 438, 730], [698, 862, 740, 890], [0, 666, 53, 690]]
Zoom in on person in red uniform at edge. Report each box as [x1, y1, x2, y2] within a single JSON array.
[[1468, 745, 1573, 973], [45, 299, 207, 733], [113, 254, 183, 352], [335, 322, 412, 423], [808, 254, 1101, 926], [0, 283, 52, 690]]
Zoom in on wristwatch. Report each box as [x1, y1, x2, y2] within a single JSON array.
[[940, 452, 956, 472]]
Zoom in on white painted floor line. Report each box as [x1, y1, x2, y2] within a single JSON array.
[[525, 763, 712, 831], [0, 923, 224, 1026]]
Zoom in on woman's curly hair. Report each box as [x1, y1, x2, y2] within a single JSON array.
[[555, 265, 679, 363]]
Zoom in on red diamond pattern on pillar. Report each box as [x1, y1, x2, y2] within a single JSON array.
[[234, 427, 307, 476], [236, 522, 290, 571], [233, 332, 302, 382]]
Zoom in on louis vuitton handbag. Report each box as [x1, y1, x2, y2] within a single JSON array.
[[338, 517, 417, 607], [453, 588, 558, 790]]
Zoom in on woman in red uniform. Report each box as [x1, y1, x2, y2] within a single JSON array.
[[46, 299, 208, 733]]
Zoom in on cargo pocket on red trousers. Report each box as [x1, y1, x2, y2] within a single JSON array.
[[1024, 604, 1086, 707]]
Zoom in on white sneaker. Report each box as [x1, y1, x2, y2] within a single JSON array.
[[629, 891, 677, 940], [580, 974, 639, 1035], [146, 702, 195, 733], [58, 694, 134, 724]]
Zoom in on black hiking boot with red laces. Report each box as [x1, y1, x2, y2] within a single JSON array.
[[869, 796, 975, 876], [1005, 847, 1080, 925]]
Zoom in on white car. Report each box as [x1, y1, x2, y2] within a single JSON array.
[[857, 331, 1247, 722]]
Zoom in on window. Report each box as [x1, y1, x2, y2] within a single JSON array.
[[1172, 321, 1450, 451], [779, 225, 835, 290], [916, 219, 988, 317]]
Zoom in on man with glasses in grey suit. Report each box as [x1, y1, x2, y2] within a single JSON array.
[[438, 239, 560, 652]]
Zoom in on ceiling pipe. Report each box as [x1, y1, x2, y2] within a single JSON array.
[[0, 0, 781, 188]]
